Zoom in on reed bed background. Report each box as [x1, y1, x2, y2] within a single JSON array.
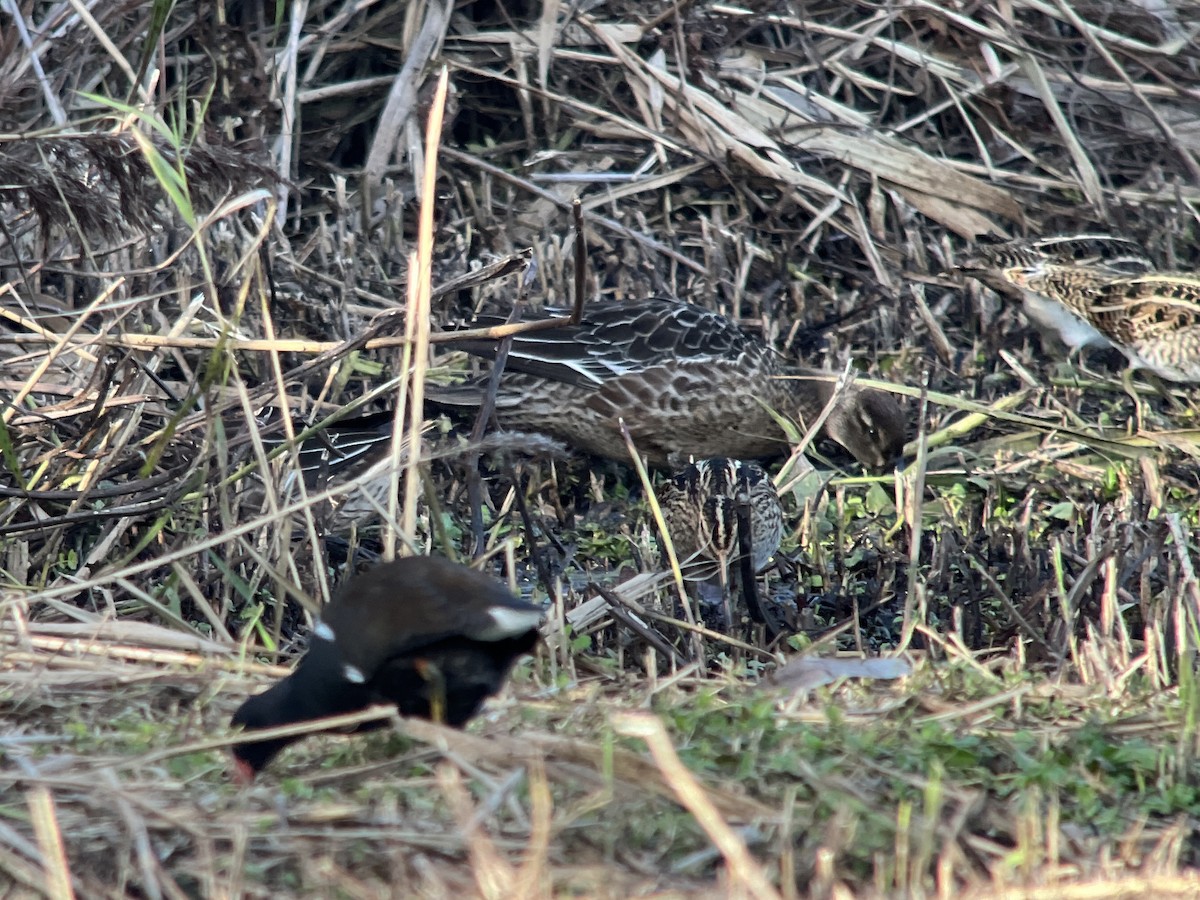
[[2, 0, 1200, 896]]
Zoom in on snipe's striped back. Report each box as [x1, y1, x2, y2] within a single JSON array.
[[656, 458, 783, 582], [956, 234, 1155, 355], [1003, 264, 1200, 383]]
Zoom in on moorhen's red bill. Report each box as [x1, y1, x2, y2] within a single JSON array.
[[230, 556, 543, 780]]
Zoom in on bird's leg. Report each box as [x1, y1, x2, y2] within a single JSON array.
[[717, 554, 733, 640], [1118, 367, 1142, 431], [1064, 346, 1098, 385], [414, 658, 447, 724], [1147, 371, 1186, 415], [735, 488, 767, 635]]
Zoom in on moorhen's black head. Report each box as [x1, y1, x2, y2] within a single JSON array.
[[229, 556, 543, 781]]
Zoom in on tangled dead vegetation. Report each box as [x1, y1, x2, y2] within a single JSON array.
[[2, 0, 1200, 896]]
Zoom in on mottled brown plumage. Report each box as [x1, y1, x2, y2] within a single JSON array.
[[241, 411, 567, 530], [958, 234, 1153, 278], [656, 457, 784, 629], [1003, 265, 1200, 383], [657, 458, 783, 579], [433, 299, 906, 469], [236, 409, 413, 529], [956, 234, 1155, 355]]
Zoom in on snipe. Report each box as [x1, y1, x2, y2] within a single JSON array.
[[956, 234, 1155, 357], [1002, 264, 1200, 384], [656, 457, 784, 631]]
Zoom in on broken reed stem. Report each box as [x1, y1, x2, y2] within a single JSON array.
[[0, 633, 284, 674], [26, 786, 75, 900], [134, 706, 398, 767], [0, 278, 125, 426], [618, 417, 703, 661], [399, 68, 447, 544], [437, 763, 515, 896], [612, 712, 781, 900], [28, 312, 584, 354]]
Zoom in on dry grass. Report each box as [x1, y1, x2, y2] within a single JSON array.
[[2, 0, 1200, 896]]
